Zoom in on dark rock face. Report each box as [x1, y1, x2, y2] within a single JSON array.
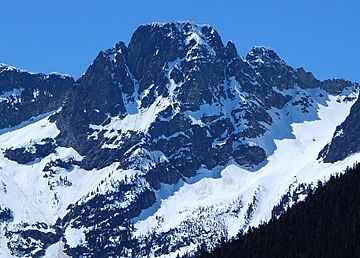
[[0, 65, 74, 129], [0, 205, 13, 223], [233, 145, 266, 166], [4, 138, 57, 164], [7, 227, 62, 258], [321, 78, 358, 94], [319, 95, 360, 163]]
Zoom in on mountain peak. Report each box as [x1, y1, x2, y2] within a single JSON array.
[[0, 63, 31, 74], [134, 21, 217, 42], [225, 40, 238, 59], [246, 46, 284, 66], [0, 63, 72, 79], [120, 21, 227, 80], [141, 20, 213, 32]]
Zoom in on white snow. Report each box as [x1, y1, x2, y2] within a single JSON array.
[[334, 128, 344, 138], [44, 241, 69, 258], [166, 58, 183, 113], [0, 114, 59, 149], [32, 89, 40, 100], [0, 88, 24, 103], [48, 72, 72, 79], [188, 115, 205, 127], [64, 227, 85, 248], [90, 96, 170, 148]]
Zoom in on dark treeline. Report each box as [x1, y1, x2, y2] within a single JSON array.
[[198, 162, 360, 258]]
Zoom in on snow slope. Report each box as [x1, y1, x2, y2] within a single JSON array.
[[132, 87, 360, 256]]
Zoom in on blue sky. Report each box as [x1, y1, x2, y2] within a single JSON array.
[[1, 0, 359, 82]]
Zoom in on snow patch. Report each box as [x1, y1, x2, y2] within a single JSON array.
[[64, 227, 85, 248], [90, 96, 170, 148], [0, 88, 24, 103]]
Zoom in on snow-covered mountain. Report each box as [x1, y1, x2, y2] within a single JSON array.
[[0, 22, 359, 257]]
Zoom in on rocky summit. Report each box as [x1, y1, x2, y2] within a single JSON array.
[[0, 21, 359, 257]]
